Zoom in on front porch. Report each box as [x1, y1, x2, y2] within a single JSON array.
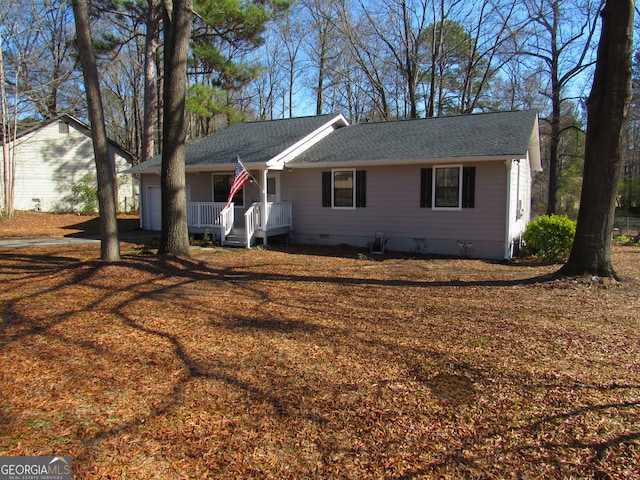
[[187, 201, 293, 248]]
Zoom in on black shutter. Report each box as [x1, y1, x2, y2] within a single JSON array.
[[322, 171, 331, 207], [462, 166, 475, 208], [356, 170, 366, 208], [420, 168, 433, 208]]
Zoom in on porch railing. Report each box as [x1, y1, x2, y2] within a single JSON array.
[[245, 204, 259, 247], [244, 202, 292, 247], [186, 201, 292, 247], [270, 202, 292, 229], [219, 204, 234, 245], [187, 202, 227, 227]]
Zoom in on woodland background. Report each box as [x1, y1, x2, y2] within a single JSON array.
[[1, 0, 640, 217]]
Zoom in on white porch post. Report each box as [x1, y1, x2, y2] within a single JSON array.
[[262, 168, 269, 246]]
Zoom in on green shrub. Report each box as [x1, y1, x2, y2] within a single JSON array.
[[524, 215, 576, 261], [613, 234, 631, 243], [70, 174, 99, 214]]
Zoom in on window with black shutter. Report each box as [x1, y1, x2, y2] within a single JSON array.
[[420, 165, 475, 209], [322, 169, 367, 208]]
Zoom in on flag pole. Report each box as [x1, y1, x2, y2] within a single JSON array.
[[236, 155, 262, 189]]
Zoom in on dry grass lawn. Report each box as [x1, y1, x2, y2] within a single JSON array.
[[1, 212, 639, 478]]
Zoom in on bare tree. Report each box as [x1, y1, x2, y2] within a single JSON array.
[[0, 27, 14, 217], [301, 0, 341, 115], [520, 0, 604, 215], [355, 0, 432, 118], [273, 9, 304, 118], [336, 0, 393, 119], [560, 0, 634, 279], [6, 0, 81, 119], [249, 31, 286, 120], [71, 0, 120, 261], [457, 0, 519, 113]]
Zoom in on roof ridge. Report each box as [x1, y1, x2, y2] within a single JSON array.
[[238, 113, 339, 126], [355, 109, 536, 126]]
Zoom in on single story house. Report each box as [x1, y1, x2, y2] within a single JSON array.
[[130, 110, 541, 259], [8, 114, 138, 213]]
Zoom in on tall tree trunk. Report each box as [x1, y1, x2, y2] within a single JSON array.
[[401, 0, 417, 119], [427, 0, 445, 118], [0, 32, 13, 217], [560, 0, 633, 279], [71, 0, 120, 261], [316, 31, 326, 116], [159, 0, 192, 257], [142, 0, 161, 164], [546, 6, 561, 215], [547, 71, 561, 215]]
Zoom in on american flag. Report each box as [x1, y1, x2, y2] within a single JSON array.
[[226, 158, 250, 207]]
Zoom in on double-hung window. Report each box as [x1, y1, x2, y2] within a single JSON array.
[[333, 170, 355, 208], [421, 165, 475, 209], [322, 169, 367, 208], [434, 166, 461, 208]]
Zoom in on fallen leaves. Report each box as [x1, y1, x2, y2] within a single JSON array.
[[0, 214, 639, 478]]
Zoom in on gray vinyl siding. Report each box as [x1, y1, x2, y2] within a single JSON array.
[[282, 162, 509, 259], [139, 171, 263, 230], [187, 173, 212, 202], [184, 171, 263, 205]]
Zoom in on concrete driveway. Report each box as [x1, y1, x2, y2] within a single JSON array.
[[0, 237, 100, 248], [0, 231, 159, 249]]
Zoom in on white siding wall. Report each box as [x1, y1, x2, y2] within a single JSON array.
[[10, 120, 136, 212], [282, 162, 510, 259], [506, 157, 533, 256]]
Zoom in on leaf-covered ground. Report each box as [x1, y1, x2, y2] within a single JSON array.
[[1, 212, 639, 479]]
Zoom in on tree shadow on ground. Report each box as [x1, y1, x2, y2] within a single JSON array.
[[1, 248, 637, 478], [62, 216, 142, 237]]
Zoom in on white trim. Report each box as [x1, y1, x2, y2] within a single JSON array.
[[266, 114, 349, 168], [133, 154, 525, 175], [432, 164, 463, 210], [288, 155, 519, 170], [331, 168, 356, 210], [504, 160, 513, 259], [529, 115, 542, 172]]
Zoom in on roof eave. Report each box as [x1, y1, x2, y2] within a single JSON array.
[[287, 155, 527, 169], [128, 161, 271, 175]]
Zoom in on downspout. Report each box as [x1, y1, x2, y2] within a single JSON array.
[[504, 159, 513, 260], [262, 168, 269, 246]]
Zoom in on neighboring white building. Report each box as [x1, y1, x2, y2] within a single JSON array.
[[7, 114, 138, 213]]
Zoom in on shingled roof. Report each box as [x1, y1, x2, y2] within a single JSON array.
[[130, 114, 345, 172], [289, 110, 539, 167], [130, 110, 539, 173]]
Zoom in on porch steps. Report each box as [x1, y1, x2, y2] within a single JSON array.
[[223, 227, 248, 248]]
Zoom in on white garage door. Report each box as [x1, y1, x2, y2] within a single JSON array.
[[146, 186, 162, 231]]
